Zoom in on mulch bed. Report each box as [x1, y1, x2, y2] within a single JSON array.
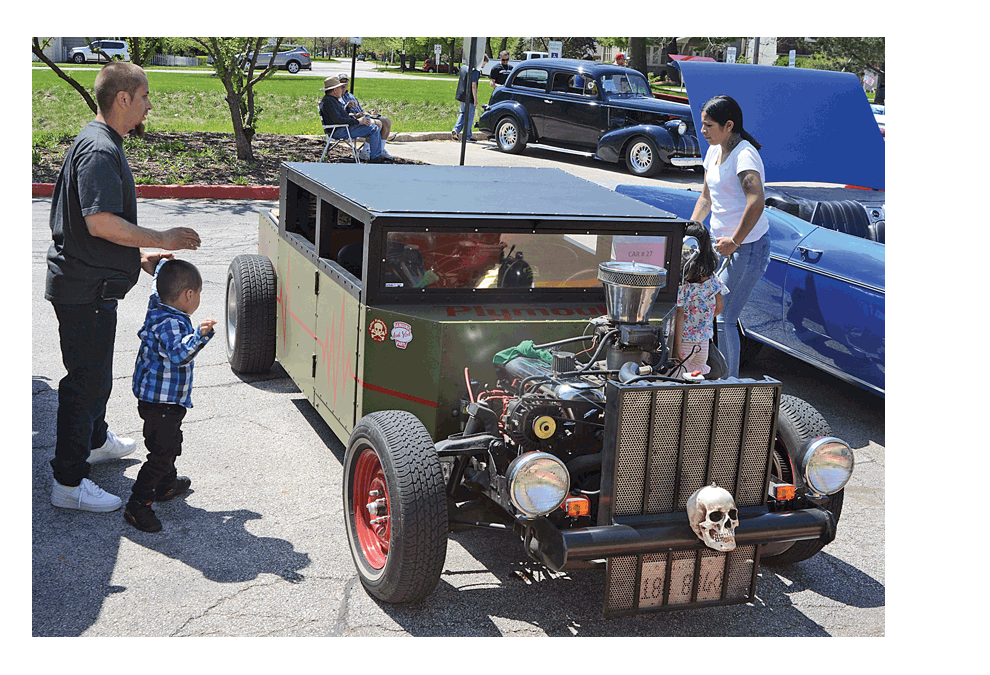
[[32, 131, 424, 186]]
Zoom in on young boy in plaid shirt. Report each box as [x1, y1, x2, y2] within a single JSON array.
[[125, 259, 215, 532]]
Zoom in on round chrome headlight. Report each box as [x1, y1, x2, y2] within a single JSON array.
[[676, 120, 688, 136], [507, 452, 570, 517], [797, 437, 854, 496]]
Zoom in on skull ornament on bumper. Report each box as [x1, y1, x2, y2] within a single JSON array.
[[686, 483, 740, 551]]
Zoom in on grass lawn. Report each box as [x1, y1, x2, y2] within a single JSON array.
[[32, 68, 492, 142]]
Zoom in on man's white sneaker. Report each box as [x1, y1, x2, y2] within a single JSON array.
[[51, 478, 123, 512], [87, 430, 136, 464]]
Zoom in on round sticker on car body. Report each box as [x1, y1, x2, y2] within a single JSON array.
[[390, 321, 413, 349], [369, 318, 388, 343]]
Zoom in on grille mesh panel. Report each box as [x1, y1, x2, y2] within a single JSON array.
[[607, 379, 778, 514], [602, 379, 778, 615]]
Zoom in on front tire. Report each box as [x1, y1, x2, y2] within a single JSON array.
[[495, 116, 526, 154], [625, 136, 663, 177], [225, 254, 277, 374], [344, 411, 448, 604], [73, 53, 85, 64], [761, 395, 845, 566]]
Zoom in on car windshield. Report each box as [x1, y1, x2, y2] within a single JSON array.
[[383, 230, 670, 291], [599, 73, 653, 98]]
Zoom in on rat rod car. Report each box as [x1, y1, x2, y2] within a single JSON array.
[[225, 164, 853, 617]]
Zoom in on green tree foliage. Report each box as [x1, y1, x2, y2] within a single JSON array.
[[192, 37, 285, 161], [802, 37, 884, 78], [125, 38, 164, 67]]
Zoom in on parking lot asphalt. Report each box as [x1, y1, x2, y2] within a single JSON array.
[[29, 138, 885, 642]]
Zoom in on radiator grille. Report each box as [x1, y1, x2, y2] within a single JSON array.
[[600, 378, 780, 615]]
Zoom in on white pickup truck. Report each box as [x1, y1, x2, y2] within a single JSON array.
[[481, 50, 548, 76]]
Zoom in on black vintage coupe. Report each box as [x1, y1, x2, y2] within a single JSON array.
[[477, 59, 702, 177]]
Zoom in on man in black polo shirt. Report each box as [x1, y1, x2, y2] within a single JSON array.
[[46, 62, 202, 514], [489, 50, 513, 87]]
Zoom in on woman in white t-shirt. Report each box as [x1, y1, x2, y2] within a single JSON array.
[[690, 95, 772, 378]]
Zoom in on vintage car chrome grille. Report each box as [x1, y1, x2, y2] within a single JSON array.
[[599, 378, 780, 615]]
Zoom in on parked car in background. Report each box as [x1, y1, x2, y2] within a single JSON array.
[[68, 40, 130, 64], [871, 104, 885, 137], [617, 62, 885, 397], [247, 45, 312, 73], [422, 58, 452, 73], [478, 59, 702, 177]]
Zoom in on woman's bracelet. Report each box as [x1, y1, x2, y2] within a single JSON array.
[[730, 237, 741, 247]]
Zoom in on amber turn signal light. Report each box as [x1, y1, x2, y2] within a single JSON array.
[[773, 484, 796, 501], [562, 495, 591, 517]]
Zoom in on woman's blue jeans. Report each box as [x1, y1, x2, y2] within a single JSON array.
[[716, 233, 771, 378]]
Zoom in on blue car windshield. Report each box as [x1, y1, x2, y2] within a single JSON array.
[[600, 73, 652, 98]]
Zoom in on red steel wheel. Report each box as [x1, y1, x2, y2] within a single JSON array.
[[352, 447, 391, 569], [343, 410, 447, 603]]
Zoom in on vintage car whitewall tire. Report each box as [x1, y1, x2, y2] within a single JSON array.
[[343, 410, 448, 604], [225, 254, 277, 374], [495, 116, 526, 154], [624, 137, 662, 177], [761, 395, 845, 566]]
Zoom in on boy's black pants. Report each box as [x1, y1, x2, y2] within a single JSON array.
[[130, 400, 186, 505]]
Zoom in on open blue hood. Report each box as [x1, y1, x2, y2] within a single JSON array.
[[675, 61, 884, 190]]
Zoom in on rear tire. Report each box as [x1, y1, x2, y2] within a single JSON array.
[[761, 395, 845, 566], [344, 411, 447, 604], [225, 254, 277, 374], [495, 116, 526, 154]]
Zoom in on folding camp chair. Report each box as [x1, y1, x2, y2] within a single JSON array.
[[319, 107, 364, 163]]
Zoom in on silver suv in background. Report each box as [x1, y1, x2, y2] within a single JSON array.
[[68, 40, 130, 64], [248, 45, 312, 73]]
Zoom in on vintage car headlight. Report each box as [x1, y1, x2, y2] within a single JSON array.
[[796, 437, 854, 496], [676, 120, 688, 135], [507, 452, 570, 517]]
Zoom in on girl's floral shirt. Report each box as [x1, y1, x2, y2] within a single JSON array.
[[677, 276, 726, 343]]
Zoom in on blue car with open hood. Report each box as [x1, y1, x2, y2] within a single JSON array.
[[617, 61, 885, 397]]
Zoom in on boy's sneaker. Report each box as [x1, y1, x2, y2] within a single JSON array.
[[87, 430, 136, 464], [155, 476, 192, 502], [124, 501, 162, 533], [51, 478, 123, 513]]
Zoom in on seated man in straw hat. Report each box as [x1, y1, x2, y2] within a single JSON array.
[[318, 76, 389, 162]]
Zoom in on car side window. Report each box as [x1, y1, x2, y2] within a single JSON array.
[[551, 72, 592, 96], [513, 69, 548, 90]]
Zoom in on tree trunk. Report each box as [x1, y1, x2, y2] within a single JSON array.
[[629, 37, 648, 78], [225, 93, 255, 162]]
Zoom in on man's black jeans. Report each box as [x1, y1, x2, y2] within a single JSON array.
[[50, 299, 117, 487], [130, 400, 186, 505]]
